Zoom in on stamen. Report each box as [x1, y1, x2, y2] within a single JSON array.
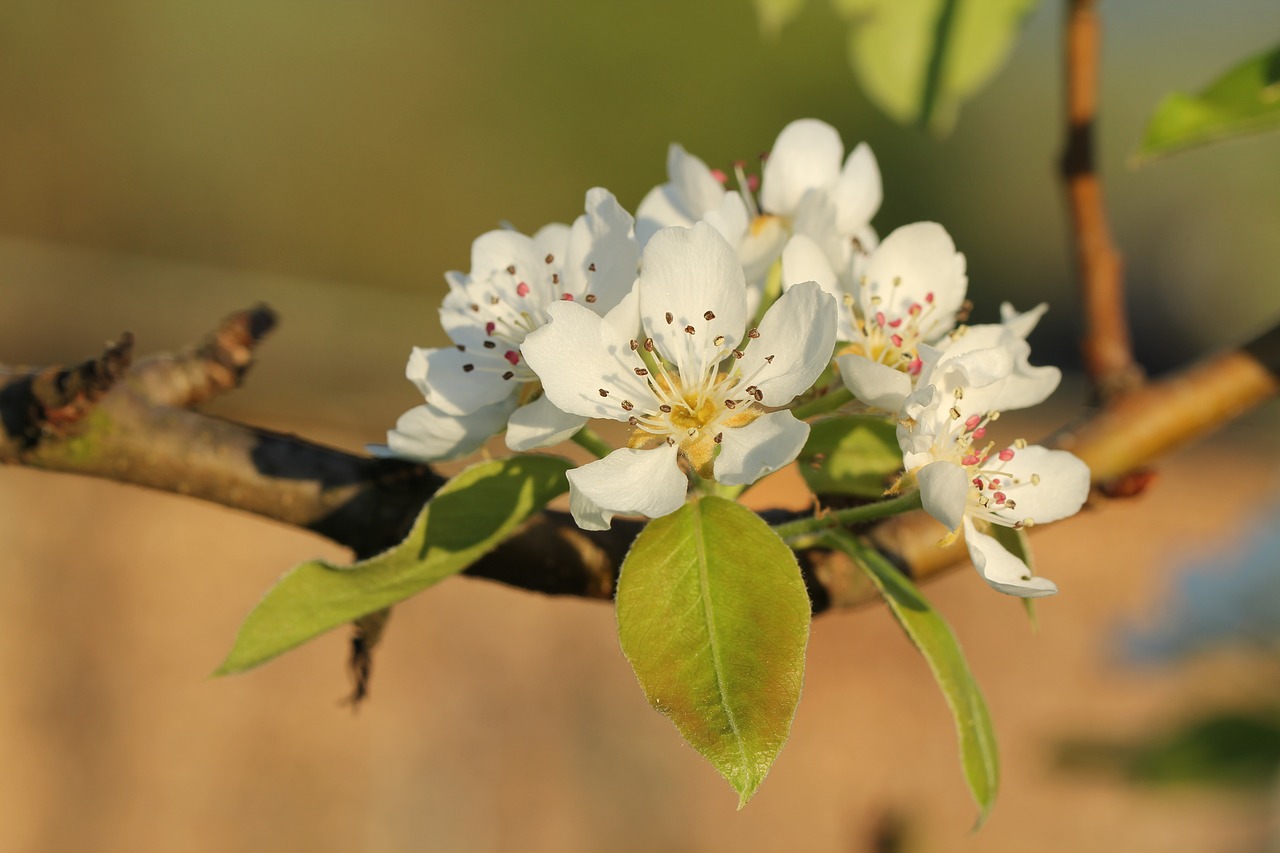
[[483, 341, 495, 349], [714, 335, 725, 346], [504, 351, 520, 366], [630, 340, 639, 351], [659, 404, 672, 413], [665, 312, 674, 325], [684, 325, 696, 335], [713, 432, 723, 444], [456, 344, 466, 352], [1031, 473, 1041, 485], [998, 448, 1015, 461], [505, 265, 516, 275], [703, 310, 716, 321], [545, 254, 554, 264], [598, 389, 609, 397], [724, 399, 736, 409], [634, 367, 649, 376], [502, 371, 514, 380], [644, 339, 656, 352], [585, 294, 597, 303], [516, 282, 530, 297], [588, 263, 596, 272], [621, 400, 634, 411], [463, 364, 475, 372], [747, 328, 760, 339]]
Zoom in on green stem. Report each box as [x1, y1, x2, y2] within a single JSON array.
[[791, 387, 854, 421], [772, 490, 922, 542], [570, 427, 613, 460]]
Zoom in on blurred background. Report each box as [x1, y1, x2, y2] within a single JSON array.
[[1, 1, 1279, 850]]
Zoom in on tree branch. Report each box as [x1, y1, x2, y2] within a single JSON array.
[[1062, 0, 1144, 401]]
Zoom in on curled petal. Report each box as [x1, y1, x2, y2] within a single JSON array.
[[505, 395, 587, 452], [964, 517, 1059, 598], [737, 281, 837, 407], [561, 187, 640, 313], [567, 443, 687, 529], [837, 353, 913, 412], [918, 460, 970, 532]]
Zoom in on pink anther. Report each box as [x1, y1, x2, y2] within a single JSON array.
[[972, 427, 986, 440], [961, 454, 980, 467], [710, 168, 728, 184], [503, 350, 520, 366], [998, 448, 1015, 462], [746, 175, 760, 192], [875, 311, 886, 327], [925, 292, 935, 304], [964, 415, 981, 430], [993, 491, 1007, 504], [561, 293, 574, 301], [515, 282, 530, 297], [485, 321, 496, 335], [890, 334, 903, 348]]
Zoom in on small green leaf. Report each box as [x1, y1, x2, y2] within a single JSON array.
[[617, 496, 811, 807], [217, 455, 572, 675], [835, 0, 1041, 133], [1135, 44, 1280, 162], [797, 415, 901, 498], [827, 529, 999, 824]]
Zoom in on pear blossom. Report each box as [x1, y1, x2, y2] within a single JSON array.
[[383, 188, 640, 461], [781, 221, 968, 411], [897, 314, 1090, 597], [635, 118, 882, 301], [521, 222, 837, 530]]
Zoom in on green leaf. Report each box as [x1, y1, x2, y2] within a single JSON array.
[[826, 529, 1000, 823], [834, 0, 1041, 133], [217, 455, 572, 675], [797, 415, 902, 498], [617, 496, 811, 807], [1135, 44, 1280, 162]]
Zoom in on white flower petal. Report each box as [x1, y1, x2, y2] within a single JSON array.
[[1000, 301, 1049, 339], [836, 353, 913, 411], [602, 282, 641, 337], [760, 119, 843, 217], [405, 346, 517, 415], [568, 485, 613, 532], [636, 184, 694, 246], [638, 223, 748, 377], [964, 517, 1058, 598], [667, 143, 727, 220], [859, 222, 967, 341], [781, 233, 839, 298], [381, 399, 515, 462], [520, 301, 655, 422], [832, 141, 882, 236], [918, 460, 970, 532], [737, 281, 836, 406], [566, 443, 687, 529], [981, 444, 1090, 526], [714, 411, 810, 486], [561, 187, 640, 313], [704, 191, 750, 253], [532, 222, 571, 262], [504, 395, 587, 451]]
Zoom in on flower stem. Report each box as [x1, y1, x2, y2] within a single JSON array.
[[791, 387, 854, 421], [772, 490, 922, 543], [570, 427, 613, 460]]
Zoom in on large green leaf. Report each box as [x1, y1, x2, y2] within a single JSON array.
[[797, 415, 902, 498], [1136, 44, 1280, 162], [217, 455, 572, 675], [617, 496, 811, 807], [834, 0, 1041, 132], [826, 529, 1000, 823]]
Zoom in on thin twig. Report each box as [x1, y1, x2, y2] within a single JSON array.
[[1062, 0, 1143, 402]]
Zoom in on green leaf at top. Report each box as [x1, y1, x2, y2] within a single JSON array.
[[834, 0, 1041, 133], [826, 529, 1000, 824], [617, 496, 812, 807], [797, 415, 902, 498], [750, 0, 809, 39], [1135, 44, 1280, 162], [217, 455, 572, 675]]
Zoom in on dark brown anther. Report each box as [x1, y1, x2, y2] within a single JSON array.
[[628, 416, 638, 425], [470, 303, 480, 312], [483, 341, 495, 349], [713, 433, 723, 444], [585, 294, 597, 303], [506, 265, 516, 275], [463, 363, 475, 372], [659, 404, 672, 413], [732, 349, 744, 359], [684, 325, 696, 335], [598, 388, 609, 397], [747, 328, 760, 339], [634, 367, 649, 376], [629, 339, 640, 351], [551, 273, 560, 284], [502, 370, 514, 380], [703, 310, 715, 321], [456, 344, 466, 352], [665, 312, 674, 325], [545, 254, 554, 264], [643, 338, 656, 352], [588, 262, 597, 272], [752, 388, 763, 401], [724, 399, 736, 409], [764, 355, 775, 364], [621, 400, 634, 411]]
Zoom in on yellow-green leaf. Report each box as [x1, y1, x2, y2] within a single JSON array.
[[835, 0, 1041, 133], [217, 455, 572, 675], [827, 529, 1000, 824], [797, 415, 902, 497], [617, 496, 811, 807], [1135, 44, 1280, 162]]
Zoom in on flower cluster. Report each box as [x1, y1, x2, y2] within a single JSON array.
[[383, 118, 1090, 597]]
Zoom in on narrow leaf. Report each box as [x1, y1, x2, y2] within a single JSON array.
[[218, 455, 572, 674], [1136, 44, 1280, 162], [836, 0, 1040, 133], [617, 496, 811, 807], [797, 415, 902, 498], [826, 529, 999, 823]]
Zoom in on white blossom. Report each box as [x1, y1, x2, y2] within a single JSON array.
[[382, 188, 640, 461], [897, 312, 1090, 597], [635, 118, 882, 305], [521, 222, 836, 530]]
